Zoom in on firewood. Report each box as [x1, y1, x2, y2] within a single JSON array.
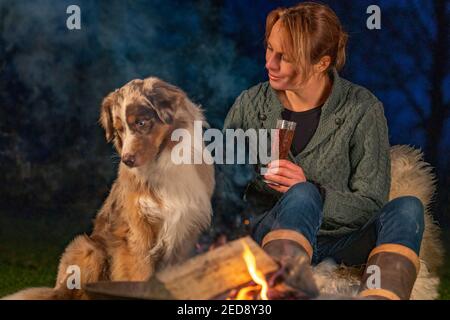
[[85, 236, 278, 300]]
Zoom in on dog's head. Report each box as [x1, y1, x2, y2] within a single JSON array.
[[99, 77, 186, 168]]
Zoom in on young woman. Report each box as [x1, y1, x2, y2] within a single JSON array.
[[222, 2, 424, 300]]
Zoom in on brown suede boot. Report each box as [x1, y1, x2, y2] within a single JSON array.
[[359, 244, 420, 300], [262, 229, 319, 298]]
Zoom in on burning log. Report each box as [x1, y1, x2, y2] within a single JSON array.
[[86, 236, 279, 300]]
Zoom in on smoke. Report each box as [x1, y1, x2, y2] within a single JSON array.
[[1, 0, 266, 124]]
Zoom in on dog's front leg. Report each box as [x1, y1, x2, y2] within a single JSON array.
[[109, 245, 154, 281], [109, 221, 156, 281]]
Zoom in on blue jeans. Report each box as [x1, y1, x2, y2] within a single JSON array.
[[251, 182, 425, 266]]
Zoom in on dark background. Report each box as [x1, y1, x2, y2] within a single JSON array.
[[0, 0, 449, 297]]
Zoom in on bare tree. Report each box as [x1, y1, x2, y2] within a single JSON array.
[[360, 0, 449, 169], [426, 0, 449, 170]]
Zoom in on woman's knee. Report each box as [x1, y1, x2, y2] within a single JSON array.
[[282, 181, 323, 207], [277, 181, 323, 222], [380, 196, 425, 236]]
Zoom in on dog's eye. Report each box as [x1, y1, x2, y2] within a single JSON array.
[[135, 119, 147, 127]]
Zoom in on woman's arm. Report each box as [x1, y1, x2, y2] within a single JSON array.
[[321, 101, 391, 231], [222, 91, 248, 133]]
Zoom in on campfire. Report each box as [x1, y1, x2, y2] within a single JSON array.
[[227, 241, 269, 300], [85, 237, 294, 300]]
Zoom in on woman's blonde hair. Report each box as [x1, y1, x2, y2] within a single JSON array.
[[265, 1, 348, 80]]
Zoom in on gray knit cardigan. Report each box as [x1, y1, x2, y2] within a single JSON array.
[[222, 68, 391, 237]]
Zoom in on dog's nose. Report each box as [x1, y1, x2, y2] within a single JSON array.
[[122, 154, 136, 167]]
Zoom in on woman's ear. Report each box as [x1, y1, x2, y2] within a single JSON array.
[[99, 91, 117, 142], [316, 55, 332, 73]]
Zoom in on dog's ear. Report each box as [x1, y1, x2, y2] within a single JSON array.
[[99, 91, 117, 142], [143, 80, 186, 125]]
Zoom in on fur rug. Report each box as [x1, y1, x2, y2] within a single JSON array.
[[312, 145, 444, 300]]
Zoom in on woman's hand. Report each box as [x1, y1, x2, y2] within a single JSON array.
[[263, 160, 307, 193]]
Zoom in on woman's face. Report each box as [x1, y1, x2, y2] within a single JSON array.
[[265, 20, 303, 91]]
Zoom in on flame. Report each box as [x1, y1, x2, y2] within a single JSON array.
[[235, 286, 260, 300], [234, 241, 269, 300]]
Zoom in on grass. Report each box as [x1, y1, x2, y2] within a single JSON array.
[[1, 213, 449, 299], [0, 212, 91, 297], [0, 243, 60, 297], [438, 231, 450, 300]]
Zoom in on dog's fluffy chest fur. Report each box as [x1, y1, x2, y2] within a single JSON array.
[[134, 149, 214, 269]]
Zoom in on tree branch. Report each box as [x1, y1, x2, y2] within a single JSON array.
[[383, 14, 429, 76], [411, 0, 435, 46]]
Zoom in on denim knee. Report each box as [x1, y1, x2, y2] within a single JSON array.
[[377, 196, 425, 254], [382, 196, 425, 234], [282, 181, 323, 205], [279, 181, 323, 212], [271, 182, 323, 242]]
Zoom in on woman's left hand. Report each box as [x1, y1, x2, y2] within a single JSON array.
[[263, 160, 307, 193]]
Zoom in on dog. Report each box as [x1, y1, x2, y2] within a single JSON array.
[[3, 77, 215, 299]]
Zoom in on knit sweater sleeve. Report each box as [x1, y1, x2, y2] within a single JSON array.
[[321, 101, 391, 232]]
